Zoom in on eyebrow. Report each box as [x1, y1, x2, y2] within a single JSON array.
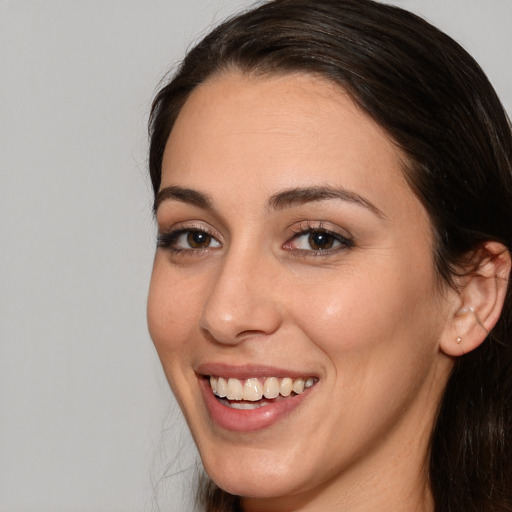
[[154, 184, 384, 218], [268, 186, 384, 218], [154, 186, 213, 213]]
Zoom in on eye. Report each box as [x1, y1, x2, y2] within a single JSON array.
[[181, 230, 218, 249], [158, 228, 221, 252], [297, 231, 339, 251], [284, 224, 353, 254]]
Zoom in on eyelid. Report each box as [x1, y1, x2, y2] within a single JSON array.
[[283, 220, 354, 254], [287, 220, 352, 239], [157, 222, 223, 251]]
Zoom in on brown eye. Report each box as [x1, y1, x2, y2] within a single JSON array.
[[187, 231, 213, 248], [157, 228, 222, 252], [308, 232, 335, 250], [284, 227, 353, 254]]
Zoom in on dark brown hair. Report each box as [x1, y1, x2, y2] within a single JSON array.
[[148, 1, 512, 510]]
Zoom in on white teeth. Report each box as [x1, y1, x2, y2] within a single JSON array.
[[216, 377, 228, 398], [227, 378, 244, 400], [211, 376, 315, 399], [292, 378, 305, 394], [280, 377, 293, 397], [304, 377, 314, 389], [243, 378, 263, 401], [210, 376, 218, 395], [263, 377, 280, 399], [221, 400, 271, 410]]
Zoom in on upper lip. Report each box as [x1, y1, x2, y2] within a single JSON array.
[[196, 363, 317, 380]]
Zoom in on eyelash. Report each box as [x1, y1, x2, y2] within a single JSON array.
[[157, 222, 353, 256], [157, 225, 220, 254], [285, 221, 354, 256]]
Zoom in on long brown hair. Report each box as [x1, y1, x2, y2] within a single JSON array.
[[149, 1, 512, 510]]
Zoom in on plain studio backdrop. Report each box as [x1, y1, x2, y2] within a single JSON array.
[[0, 1, 511, 511]]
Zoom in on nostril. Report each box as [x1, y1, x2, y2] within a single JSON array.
[[198, 266, 283, 344], [200, 311, 281, 345]]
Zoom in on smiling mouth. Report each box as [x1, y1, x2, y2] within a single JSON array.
[[208, 376, 317, 408]]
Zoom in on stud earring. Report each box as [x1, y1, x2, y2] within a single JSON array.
[[456, 336, 463, 344]]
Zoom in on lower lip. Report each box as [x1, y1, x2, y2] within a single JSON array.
[[199, 377, 315, 432]]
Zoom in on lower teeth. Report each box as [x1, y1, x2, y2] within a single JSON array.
[[218, 398, 271, 409], [217, 392, 298, 409]]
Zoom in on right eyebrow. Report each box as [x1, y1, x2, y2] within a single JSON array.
[[153, 186, 214, 213], [267, 185, 385, 218]]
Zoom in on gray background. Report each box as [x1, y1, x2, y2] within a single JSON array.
[[1, 1, 511, 511]]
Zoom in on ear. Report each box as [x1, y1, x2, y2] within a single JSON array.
[[440, 241, 511, 357]]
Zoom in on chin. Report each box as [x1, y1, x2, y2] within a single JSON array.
[[210, 473, 299, 500], [201, 448, 307, 499]]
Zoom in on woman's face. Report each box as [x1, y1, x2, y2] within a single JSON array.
[[148, 72, 455, 508]]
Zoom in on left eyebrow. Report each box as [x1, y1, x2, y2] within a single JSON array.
[[267, 186, 385, 218]]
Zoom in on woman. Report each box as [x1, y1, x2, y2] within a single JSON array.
[[146, 0, 512, 510]]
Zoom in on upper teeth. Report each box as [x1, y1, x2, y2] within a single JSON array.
[[210, 376, 315, 401]]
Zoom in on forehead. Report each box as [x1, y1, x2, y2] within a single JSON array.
[[161, 71, 417, 222]]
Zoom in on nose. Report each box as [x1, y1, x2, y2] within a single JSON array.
[[199, 251, 283, 345]]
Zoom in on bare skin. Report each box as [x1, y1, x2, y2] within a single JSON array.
[[148, 71, 462, 511]]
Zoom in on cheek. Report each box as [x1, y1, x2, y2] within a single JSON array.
[[287, 262, 446, 458], [292, 259, 441, 378], [147, 258, 202, 359]]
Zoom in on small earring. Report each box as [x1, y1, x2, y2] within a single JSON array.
[[456, 336, 463, 344]]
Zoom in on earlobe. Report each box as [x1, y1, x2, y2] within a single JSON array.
[[440, 241, 511, 357]]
